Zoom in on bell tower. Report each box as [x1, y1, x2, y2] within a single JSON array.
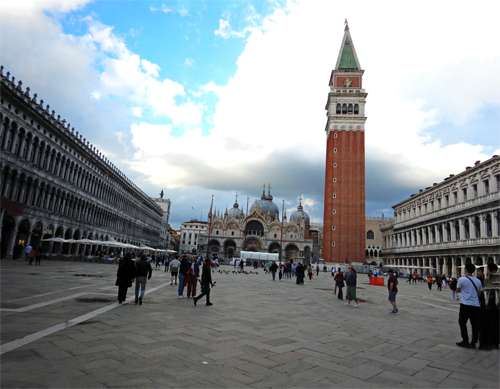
[[322, 20, 367, 264]]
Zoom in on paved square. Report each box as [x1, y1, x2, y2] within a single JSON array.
[[1, 260, 498, 388]]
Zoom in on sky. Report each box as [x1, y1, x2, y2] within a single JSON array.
[[2, 0, 499, 229]]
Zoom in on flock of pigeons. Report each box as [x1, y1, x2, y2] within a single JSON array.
[[216, 269, 259, 275]]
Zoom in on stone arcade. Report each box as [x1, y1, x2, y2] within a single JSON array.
[[0, 68, 163, 259]]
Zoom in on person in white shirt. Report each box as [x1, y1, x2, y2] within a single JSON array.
[[455, 263, 483, 349]]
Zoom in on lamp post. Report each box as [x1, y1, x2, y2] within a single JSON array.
[[280, 200, 284, 263], [206, 195, 214, 260]]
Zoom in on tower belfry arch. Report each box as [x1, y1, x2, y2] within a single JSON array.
[[322, 21, 367, 264]]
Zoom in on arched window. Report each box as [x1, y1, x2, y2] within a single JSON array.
[[354, 104, 359, 114], [336, 104, 341, 114], [348, 104, 353, 114], [342, 104, 347, 114], [367, 230, 374, 240]]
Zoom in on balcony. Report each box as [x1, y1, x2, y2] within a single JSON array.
[[385, 237, 500, 254]]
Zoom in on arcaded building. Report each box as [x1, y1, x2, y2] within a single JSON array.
[[381, 156, 500, 277], [322, 22, 367, 264], [0, 68, 163, 259]]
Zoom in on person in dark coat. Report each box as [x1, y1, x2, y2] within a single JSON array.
[[116, 252, 135, 303], [334, 268, 344, 300], [296, 263, 305, 285], [194, 259, 214, 306]]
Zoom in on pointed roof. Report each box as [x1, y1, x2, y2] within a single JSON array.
[[335, 21, 361, 70]]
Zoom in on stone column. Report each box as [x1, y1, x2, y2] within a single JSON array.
[[7, 227, 19, 259], [481, 213, 488, 238], [493, 212, 499, 237]]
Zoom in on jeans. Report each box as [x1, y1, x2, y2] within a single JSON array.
[[178, 273, 185, 296], [135, 276, 147, 300], [272, 271, 276, 280]]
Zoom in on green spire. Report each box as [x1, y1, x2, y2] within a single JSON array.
[[338, 35, 359, 69]]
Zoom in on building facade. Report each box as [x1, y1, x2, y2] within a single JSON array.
[[195, 187, 315, 263], [0, 67, 163, 259], [323, 22, 367, 264], [178, 220, 208, 255], [153, 194, 172, 249], [365, 216, 392, 265], [381, 156, 500, 277]]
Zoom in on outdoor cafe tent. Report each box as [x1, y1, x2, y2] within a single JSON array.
[[42, 237, 69, 243]]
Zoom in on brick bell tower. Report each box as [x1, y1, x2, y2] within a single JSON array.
[[322, 20, 367, 264]]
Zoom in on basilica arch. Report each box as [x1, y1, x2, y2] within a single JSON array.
[[285, 244, 299, 262], [223, 239, 236, 259], [244, 237, 262, 252], [268, 242, 280, 254], [208, 239, 220, 257]]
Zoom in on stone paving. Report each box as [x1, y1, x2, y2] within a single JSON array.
[[1, 260, 498, 388]]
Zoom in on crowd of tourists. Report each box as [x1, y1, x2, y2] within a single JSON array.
[[115, 253, 215, 307]]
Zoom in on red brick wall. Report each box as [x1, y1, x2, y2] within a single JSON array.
[[323, 130, 365, 263], [334, 76, 361, 88]]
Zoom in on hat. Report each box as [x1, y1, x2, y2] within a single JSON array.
[[388, 269, 394, 273]]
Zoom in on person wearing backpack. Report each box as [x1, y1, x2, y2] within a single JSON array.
[[450, 277, 459, 300]]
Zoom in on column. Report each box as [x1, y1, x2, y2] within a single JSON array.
[[7, 227, 19, 259]]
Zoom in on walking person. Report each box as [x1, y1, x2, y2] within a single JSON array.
[[270, 261, 278, 281], [345, 267, 360, 307], [316, 264, 320, 276], [239, 259, 244, 273], [28, 247, 36, 265], [194, 259, 214, 306], [279, 262, 283, 280], [169, 256, 180, 285], [436, 275, 443, 291], [296, 263, 305, 284], [186, 257, 200, 298], [25, 244, 32, 262], [134, 254, 152, 305], [388, 269, 398, 314], [178, 255, 190, 298], [450, 277, 459, 300], [427, 274, 434, 290], [164, 256, 170, 272], [455, 263, 483, 348], [307, 264, 313, 281], [115, 252, 135, 303], [334, 268, 344, 300], [34, 247, 42, 265]]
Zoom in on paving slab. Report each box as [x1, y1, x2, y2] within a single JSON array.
[[1, 260, 499, 388]]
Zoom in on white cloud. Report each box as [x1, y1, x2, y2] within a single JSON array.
[[130, 0, 499, 220], [150, 5, 172, 14], [185, 58, 195, 67], [150, 5, 189, 17], [2, 0, 499, 227]]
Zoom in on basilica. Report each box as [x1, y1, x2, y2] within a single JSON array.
[[192, 186, 319, 264]]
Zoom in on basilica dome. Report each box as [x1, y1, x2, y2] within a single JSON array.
[[227, 202, 241, 219], [290, 203, 310, 226], [250, 190, 280, 221]]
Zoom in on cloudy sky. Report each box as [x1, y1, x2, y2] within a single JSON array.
[[2, 0, 499, 229]]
